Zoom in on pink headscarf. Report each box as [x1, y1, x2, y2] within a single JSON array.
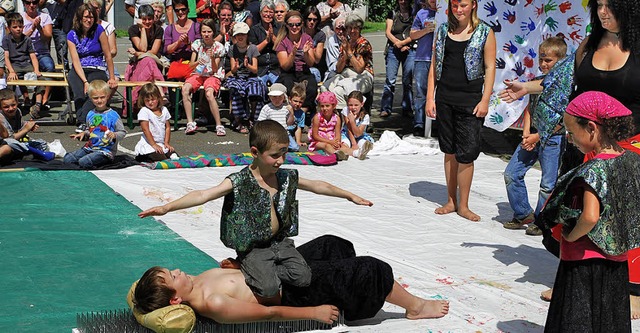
[[566, 91, 632, 123], [316, 91, 338, 105]]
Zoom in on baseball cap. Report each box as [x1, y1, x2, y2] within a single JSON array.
[[268, 83, 287, 96], [233, 22, 250, 36]]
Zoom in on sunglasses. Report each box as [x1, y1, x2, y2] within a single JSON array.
[[175, 7, 188, 12], [307, 17, 318, 22], [275, 10, 286, 13], [335, 25, 345, 30], [24, 0, 38, 4], [287, 22, 302, 27]]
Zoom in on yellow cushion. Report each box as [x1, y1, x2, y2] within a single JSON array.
[[127, 280, 197, 333]]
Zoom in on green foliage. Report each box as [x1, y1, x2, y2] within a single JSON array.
[[367, 0, 394, 22], [288, 0, 365, 13], [362, 21, 385, 33], [115, 29, 129, 38]]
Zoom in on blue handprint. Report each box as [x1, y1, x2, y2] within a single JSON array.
[[545, 17, 559, 31], [483, 1, 497, 16], [503, 10, 516, 23], [496, 58, 506, 69], [527, 48, 537, 59], [520, 18, 536, 35], [488, 20, 502, 32], [512, 62, 525, 76], [503, 41, 517, 54]]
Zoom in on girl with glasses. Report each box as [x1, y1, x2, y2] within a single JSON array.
[[274, 10, 317, 114]]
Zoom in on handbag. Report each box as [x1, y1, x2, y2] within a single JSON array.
[[167, 60, 193, 80]]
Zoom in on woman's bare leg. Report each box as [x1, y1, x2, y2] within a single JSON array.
[[457, 162, 480, 221], [385, 281, 449, 319]]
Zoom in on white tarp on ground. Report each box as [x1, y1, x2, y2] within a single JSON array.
[[94, 147, 640, 333]]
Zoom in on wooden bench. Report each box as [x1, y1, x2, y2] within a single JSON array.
[[6, 78, 74, 123]]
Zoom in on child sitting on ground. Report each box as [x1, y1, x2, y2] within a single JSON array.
[[0, 88, 53, 162], [286, 84, 307, 151], [308, 91, 348, 160], [225, 22, 266, 134], [257, 83, 294, 144], [541, 91, 640, 332], [139, 119, 373, 301], [2, 12, 44, 119], [340, 90, 373, 160], [134, 83, 177, 162], [182, 18, 227, 135], [503, 37, 572, 236], [64, 80, 126, 169]]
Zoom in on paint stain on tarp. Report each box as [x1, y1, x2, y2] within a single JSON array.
[[436, 276, 454, 285], [469, 276, 512, 291]]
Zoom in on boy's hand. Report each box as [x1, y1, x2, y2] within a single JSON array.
[[35, 70, 42, 77], [521, 133, 539, 151], [24, 119, 38, 132], [349, 195, 373, 206], [70, 132, 85, 140], [499, 80, 526, 103], [138, 205, 169, 217], [313, 305, 340, 324], [7, 72, 18, 81]]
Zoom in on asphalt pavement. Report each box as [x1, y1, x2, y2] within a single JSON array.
[[25, 32, 421, 157]]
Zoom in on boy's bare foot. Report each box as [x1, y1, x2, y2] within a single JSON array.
[[540, 288, 552, 302], [631, 295, 640, 319], [457, 208, 480, 222], [435, 203, 456, 215], [220, 257, 241, 269], [406, 299, 450, 319]]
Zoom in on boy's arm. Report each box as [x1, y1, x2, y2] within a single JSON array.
[[298, 177, 373, 206], [286, 106, 295, 126], [201, 294, 339, 324], [113, 117, 127, 142], [13, 120, 37, 140], [522, 107, 531, 137], [30, 52, 41, 76], [138, 178, 233, 217], [4, 50, 16, 80]]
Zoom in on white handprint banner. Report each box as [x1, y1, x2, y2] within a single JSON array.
[[435, 0, 590, 131]]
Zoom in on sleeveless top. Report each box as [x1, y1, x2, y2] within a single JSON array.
[[573, 49, 640, 133], [434, 21, 490, 81], [220, 167, 299, 253]]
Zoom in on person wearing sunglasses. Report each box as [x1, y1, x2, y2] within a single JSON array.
[[21, 0, 55, 116], [165, 0, 201, 80], [274, 10, 317, 114], [323, 16, 345, 82], [302, 6, 326, 84]]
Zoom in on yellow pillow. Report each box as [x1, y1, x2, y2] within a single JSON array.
[[127, 280, 197, 333]]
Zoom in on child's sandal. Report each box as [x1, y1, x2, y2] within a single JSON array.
[[238, 125, 249, 134], [216, 125, 226, 136]]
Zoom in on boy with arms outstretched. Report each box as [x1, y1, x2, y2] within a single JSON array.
[[139, 120, 373, 301]]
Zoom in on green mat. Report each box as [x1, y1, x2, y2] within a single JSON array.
[[0, 171, 218, 333]]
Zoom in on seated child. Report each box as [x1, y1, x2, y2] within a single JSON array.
[[0, 88, 52, 162], [224, 22, 266, 134], [139, 120, 373, 300], [503, 37, 571, 235], [257, 83, 294, 146], [340, 90, 373, 160], [286, 84, 307, 152], [308, 91, 348, 160], [2, 12, 45, 118], [64, 80, 126, 169], [181, 18, 226, 135], [134, 83, 177, 162]]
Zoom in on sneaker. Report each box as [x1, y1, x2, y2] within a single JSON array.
[[413, 127, 425, 137], [357, 141, 373, 160], [75, 123, 88, 133], [525, 224, 543, 236], [29, 104, 41, 119], [503, 213, 535, 230], [185, 122, 197, 134], [335, 150, 349, 161]]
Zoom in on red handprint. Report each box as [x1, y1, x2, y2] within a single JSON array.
[[525, 0, 534, 6], [559, 1, 571, 13], [523, 56, 534, 68], [567, 15, 583, 27], [535, 4, 544, 17], [570, 30, 583, 44]]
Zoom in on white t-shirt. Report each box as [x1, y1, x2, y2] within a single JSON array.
[[100, 20, 116, 36], [135, 106, 171, 155], [258, 102, 289, 129]]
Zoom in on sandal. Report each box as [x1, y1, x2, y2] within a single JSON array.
[[379, 111, 391, 118], [239, 125, 249, 134], [216, 125, 226, 136]]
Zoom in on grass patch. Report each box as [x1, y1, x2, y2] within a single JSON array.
[[363, 21, 386, 33], [115, 29, 129, 38]]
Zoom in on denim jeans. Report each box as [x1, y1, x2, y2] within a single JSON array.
[[52, 27, 68, 67], [504, 134, 566, 219], [37, 53, 55, 72], [380, 45, 415, 114], [63, 148, 111, 169], [259, 72, 279, 87], [413, 60, 431, 129]]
